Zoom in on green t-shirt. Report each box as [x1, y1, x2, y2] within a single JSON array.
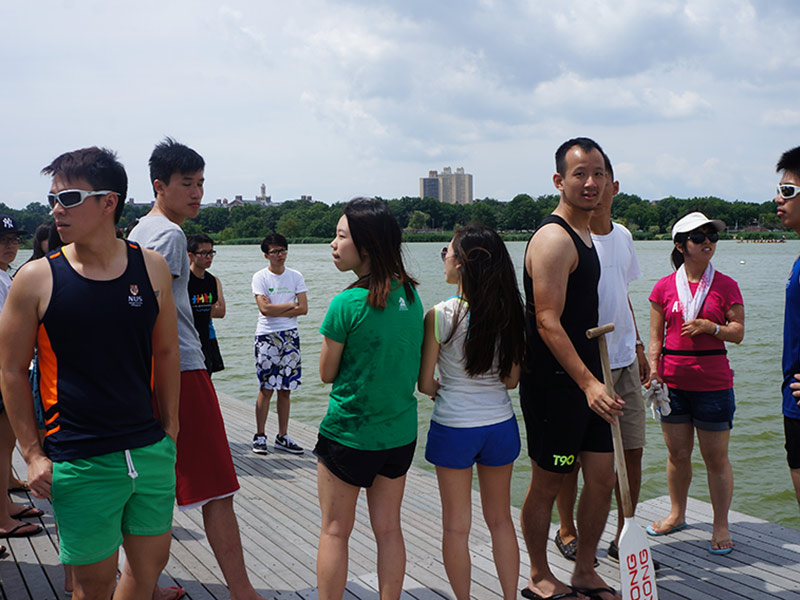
[[319, 283, 423, 450]]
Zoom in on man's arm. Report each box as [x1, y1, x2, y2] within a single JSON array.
[[255, 292, 307, 318], [142, 249, 180, 443], [211, 275, 225, 318], [527, 224, 622, 423], [0, 260, 53, 498]]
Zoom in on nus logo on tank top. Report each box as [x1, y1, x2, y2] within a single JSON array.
[[128, 284, 143, 308]]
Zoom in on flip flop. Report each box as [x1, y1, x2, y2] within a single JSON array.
[[709, 539, 734, 555], [163, 586, 186, 600], [0, 523, 43, 538], [646, 521, 687, 536], [520, 586, 581, 599], [8, 482, 30, 493], [0, 544, 7, 558], [574, 586, 619, 600], [10, 505, 44, 519]]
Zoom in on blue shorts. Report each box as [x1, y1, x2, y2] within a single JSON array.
[[660, 387, 735, 431], [425, 416, 521, 469]]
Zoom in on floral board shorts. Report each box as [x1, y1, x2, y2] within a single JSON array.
[[254, 329, 301, 391]]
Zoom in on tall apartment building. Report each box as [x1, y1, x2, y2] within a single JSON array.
[[419, 167, 473, 204]]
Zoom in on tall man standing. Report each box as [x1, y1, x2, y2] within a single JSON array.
[[0, 147, 180, 599], [129, 138, 266, 600], [776, 146, 800, 510], [519, 138, 622, 600], [553, 157, 658, 569]]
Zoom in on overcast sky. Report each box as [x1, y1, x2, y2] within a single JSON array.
[[2, 0, 798, 210]]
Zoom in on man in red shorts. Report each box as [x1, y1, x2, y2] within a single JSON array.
[[129, 138, 266, 600]]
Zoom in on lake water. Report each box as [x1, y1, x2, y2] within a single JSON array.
[[173, 239, 798, 529]]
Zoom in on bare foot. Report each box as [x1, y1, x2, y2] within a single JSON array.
[[572, 572, 621, 600], [647, 517, 687, 535], [0, 518, 42, 537]]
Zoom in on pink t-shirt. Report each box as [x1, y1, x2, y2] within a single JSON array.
[[649, 271, 743, 391]]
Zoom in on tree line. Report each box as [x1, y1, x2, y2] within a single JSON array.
[[1, 192, 782, 244]]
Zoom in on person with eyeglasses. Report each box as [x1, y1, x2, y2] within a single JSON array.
[[187, 233, 225, 375], [251, 232, 308, 455], [0, 147, 181, 597], [646, 212, 744, 556], [775, 146, 800, 512]]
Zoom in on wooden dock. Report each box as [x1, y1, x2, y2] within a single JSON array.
[[3, 391, 800, 599]]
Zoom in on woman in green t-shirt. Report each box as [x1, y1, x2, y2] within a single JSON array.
[[316, 197, 423, 600]]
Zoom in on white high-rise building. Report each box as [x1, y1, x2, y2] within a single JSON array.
[[419, 167, 473, 204]]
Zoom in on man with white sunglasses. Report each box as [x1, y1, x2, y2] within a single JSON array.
[[0, 147, 180, 599], [777, 146, 800, 511]]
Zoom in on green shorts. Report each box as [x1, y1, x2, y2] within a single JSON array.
[[52, 435, 177, 565]]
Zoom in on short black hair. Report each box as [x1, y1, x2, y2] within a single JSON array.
[[602, 152, 614, 180], [777, 146, 800, 177], [149, 137, 205, 196], [41, 147, 128, 224], [261, 233, 288, 253], [187, 233, 214, 253], [555, 137, 606, 176]]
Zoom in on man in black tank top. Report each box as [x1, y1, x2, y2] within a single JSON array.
[[519, 138, 624, 600], [0, 147, 181, 599]]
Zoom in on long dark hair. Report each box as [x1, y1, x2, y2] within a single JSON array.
[[343, 197, 418, 309], [445, 223, 525, 379], [671, 233, 689, 270]]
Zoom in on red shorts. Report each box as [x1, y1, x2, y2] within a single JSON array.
[[174, 370, 239, 507]]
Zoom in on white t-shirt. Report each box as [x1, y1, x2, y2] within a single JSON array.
[[591, 223, 642, 369], [252, 266, 308, 334], [431, 297, 514, 428], [0, 269, 11, 310]]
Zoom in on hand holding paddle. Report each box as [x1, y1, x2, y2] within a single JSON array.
[[587, 323, 659, 600]]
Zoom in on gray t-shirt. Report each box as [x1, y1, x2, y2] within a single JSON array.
[[128, 214, 206, 372]]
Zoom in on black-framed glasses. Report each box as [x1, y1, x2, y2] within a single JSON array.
[[267, 248, 288, 256], [193, 250, 216, 257], [47, 189, 117, 209], [778, 184, 800, 200], [0, 235, 20, 246], [689, 230, 719, 244]]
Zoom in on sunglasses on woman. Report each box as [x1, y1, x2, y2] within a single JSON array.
[[778, 184, 800, 200], [688, 230, 719, 244], [47, 189, 117, 209]]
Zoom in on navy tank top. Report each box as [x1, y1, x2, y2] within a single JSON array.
[[522, 214, 602, 387], [38, 242, 165, 461]]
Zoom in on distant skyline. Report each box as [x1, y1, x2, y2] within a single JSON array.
[[2, 1, 798, 210]]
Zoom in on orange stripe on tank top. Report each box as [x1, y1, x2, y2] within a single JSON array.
[[36, 325, 60, 437]]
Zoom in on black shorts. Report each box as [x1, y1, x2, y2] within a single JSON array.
[[520, 382, 613, 473], [313, 433, 416, 488], [785, 416, 800, 469]]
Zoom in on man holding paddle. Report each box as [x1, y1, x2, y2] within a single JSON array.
[[553, 157, 660, 571], [519, 137, 623, 600]]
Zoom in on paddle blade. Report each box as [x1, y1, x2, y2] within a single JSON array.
[[619, 517, 658, 600]]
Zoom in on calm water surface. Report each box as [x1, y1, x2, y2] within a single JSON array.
[[204, 239, 799, 528]]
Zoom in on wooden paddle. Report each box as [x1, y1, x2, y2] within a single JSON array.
[[587, 323, 658, 600]]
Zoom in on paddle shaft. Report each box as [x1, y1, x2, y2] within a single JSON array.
[[587, 324, 634, 518]]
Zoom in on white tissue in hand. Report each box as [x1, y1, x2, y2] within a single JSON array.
[[644, 380, 671, 419]]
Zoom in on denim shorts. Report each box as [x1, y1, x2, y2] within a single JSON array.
[[425, 416, 521, 469], [660, 387, 735, 431]]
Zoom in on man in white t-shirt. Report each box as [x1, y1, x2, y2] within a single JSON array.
[[251, 233, 308, 455], [553, 157, 660, 570]]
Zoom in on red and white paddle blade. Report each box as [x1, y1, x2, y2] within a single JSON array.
[[618, 518, 659, 600]]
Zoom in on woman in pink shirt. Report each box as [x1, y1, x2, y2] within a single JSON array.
[[646, 212, 745, 555]]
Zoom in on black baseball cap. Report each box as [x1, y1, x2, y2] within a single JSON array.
[[0, 215, 27, 236]]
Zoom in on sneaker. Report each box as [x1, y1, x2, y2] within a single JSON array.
[[252, 433, 269, 455], [608, 540, 661, 572], [274, 434, 304, 455]]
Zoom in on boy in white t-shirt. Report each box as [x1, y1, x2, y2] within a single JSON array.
[[251, 233, 308, 454]]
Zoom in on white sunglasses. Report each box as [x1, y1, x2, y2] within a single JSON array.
[[778, 184, 800, 200]]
